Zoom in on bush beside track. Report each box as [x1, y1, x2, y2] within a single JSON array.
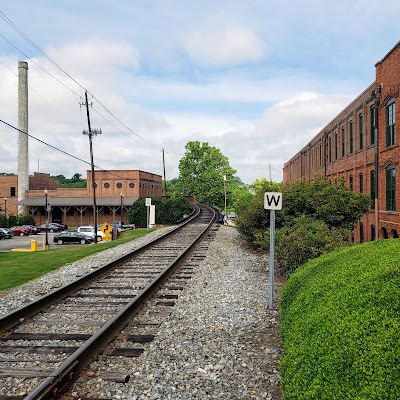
[[280, 239, 400, 399]]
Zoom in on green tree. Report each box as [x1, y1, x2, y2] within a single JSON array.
[[177, 141, 236, 208], [0, 214, 8, 227], [51, 173, 87, 188], [165, 178, 180, 198]]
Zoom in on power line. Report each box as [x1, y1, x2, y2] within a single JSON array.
[[0, 118, 156, 182], [0, 59, 80, 128], [0, 11, 164, 153]]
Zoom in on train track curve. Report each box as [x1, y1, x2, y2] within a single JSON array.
[[0, 204, 218, 399]]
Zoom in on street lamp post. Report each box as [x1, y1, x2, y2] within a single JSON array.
[[44, 189, 49, 249], [4, 197, 6, 217], [120, 192, 124, 224]]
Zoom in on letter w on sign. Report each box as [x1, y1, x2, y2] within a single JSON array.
[[264, 192, 282, 210]]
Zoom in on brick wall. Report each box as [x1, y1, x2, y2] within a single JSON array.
[[283, 41, 400, 242]]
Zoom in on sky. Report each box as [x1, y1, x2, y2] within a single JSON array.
[[0, 1, 399, 185]]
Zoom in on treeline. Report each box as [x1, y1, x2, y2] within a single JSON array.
[[235, 177, 370, 275], [0, 214, 35, 228], [51, 173, 86, 188]]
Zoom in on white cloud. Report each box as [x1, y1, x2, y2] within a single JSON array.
[[183, 24, 264, 66], [46, 39, 139, 73]]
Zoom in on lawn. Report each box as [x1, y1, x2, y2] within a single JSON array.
[[0, 228, 155, 291]]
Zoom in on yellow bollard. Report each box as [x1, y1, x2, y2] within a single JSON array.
[[31, 240, 38, 252]]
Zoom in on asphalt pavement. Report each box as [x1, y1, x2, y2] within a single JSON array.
[[0, 233, 57, 252]]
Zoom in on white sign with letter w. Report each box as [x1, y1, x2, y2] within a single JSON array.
[[264, 192, 282, 210]]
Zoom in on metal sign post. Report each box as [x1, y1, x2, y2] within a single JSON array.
[[264, 192, 282, 309], [145, 198, 151, 229]]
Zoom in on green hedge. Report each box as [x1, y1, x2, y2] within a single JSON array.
[[280, 239, 400, 399], [127, 197, 191, 228]]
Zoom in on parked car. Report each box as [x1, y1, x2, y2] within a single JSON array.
[[39, 223, 63, 232], [111, 221, 135, 230], [0, 228, 13, 239], [53, 231, 94, 245], [52, 222, 68, 230], [10, 226, 30, 236], [77, 226, 106, 241], [23, 225, 39, 234]]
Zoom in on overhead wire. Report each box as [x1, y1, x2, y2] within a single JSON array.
[[0, 11, 164, 153], [0, 118, 150, 182], [0, 11, 273, 179], [0, 59, 80, 128]]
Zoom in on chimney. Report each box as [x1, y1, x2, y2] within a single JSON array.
[[17, 61, 29, 215]]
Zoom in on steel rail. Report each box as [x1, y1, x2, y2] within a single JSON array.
[[20, 205, 215, 400], [0, 206, 201, 333]]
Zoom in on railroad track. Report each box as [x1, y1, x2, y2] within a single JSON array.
[[0, 204, 218, 400]]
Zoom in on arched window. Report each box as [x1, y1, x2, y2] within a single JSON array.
[[371, 224, 376, 241], [386, 164, 396, 211], [391, 229, 398, 239], [359, 222, 364, 243], [382, 227, 388, 239]]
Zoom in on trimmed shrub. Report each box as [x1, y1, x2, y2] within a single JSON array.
[[275, 215, 350, 275], [280, 239, 400, 399]]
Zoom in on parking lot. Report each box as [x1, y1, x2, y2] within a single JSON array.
[[0, 232, 58, 252]]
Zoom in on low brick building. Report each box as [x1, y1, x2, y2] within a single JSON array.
[[283, 41, 400, 242], [1, 170, 162, 227]]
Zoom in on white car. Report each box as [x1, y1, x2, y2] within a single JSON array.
[[77, 226, 106, 241]]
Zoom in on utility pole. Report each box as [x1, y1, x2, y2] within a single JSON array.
[[162, 148, 167, 199], [82, 91, 102, 244]]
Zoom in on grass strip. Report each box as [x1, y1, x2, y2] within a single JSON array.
[[0, 228, 156, 291]]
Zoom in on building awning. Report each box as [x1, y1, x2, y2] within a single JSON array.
[[17, 196, 139, 207]]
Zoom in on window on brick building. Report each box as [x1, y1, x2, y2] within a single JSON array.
[[370, 170, 376, 210], [349, 121, 353, 154], [371, 224, 375, 241], [359, 173, 363, 193], [341, 127, 345, 157], [334, 133, 338, 160], [10, 187, 16, 197], [359, 113, 363, 150], [349, 174, 353, 191], [386, 164, 396, 211], [319, 143, 322, 165], [328, 136, 332, 163], [386, 99, 395, 147], [359, 222, 364, 243], [370, 104, 375, 145]]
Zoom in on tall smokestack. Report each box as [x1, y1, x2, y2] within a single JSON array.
[[18, 61, 29, 215]]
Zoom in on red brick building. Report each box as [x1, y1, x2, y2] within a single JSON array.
[[0, 170, 162, 226], [283, 41, 400, 242]]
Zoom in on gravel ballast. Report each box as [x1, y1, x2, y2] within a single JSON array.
[[0, 225, 283, 399]]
